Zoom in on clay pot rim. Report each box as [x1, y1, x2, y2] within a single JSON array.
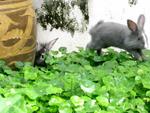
[[0, 0, 32, 11], [0, 0, 28, 2]]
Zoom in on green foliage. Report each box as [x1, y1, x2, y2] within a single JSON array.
[[0, 48, 150, 113], [36, 0, 88, 34]]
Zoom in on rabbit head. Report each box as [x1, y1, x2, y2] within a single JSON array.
[[124, 14, 146, 50], [38, 38, 58, 53], [35, 38, 59, 66]]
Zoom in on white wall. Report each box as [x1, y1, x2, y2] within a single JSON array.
[[33, 0, 150, 51], [32, 0, 43, 9]]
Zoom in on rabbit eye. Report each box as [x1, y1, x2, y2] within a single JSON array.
[[138, 38, 141, 40]]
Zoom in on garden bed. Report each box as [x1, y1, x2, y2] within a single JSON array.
[[0, 48, 150, 113]]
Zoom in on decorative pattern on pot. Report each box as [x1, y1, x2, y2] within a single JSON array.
[[0, 0, 36, 66]]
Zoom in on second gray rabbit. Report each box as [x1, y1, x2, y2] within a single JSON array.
[[34, 38, 58, 66], [87, 14, 146, 61]]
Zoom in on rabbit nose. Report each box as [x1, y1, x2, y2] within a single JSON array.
[[142, 40, 145, 44], [143, 41, 145, 45], [143, 42, 146, 49]]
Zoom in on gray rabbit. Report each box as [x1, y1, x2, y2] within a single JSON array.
[[87, 14, 147, 61], [34, 38, 59, 66]]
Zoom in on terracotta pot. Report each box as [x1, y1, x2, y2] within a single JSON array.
[[0, 0, 36, 66]]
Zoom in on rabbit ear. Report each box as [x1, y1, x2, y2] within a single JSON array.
[[127, 20, 138, 32], [46, 38, 59, 50], [137, 14, 145, 30]]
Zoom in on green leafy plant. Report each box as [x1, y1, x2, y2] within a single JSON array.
[[0, 48, 150, 113]]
